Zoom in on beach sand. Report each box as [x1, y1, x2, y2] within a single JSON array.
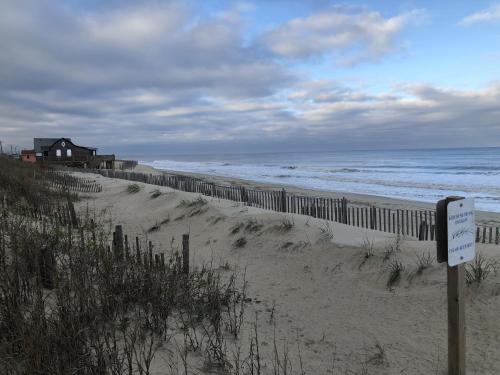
[[75, 170, 500, 374]]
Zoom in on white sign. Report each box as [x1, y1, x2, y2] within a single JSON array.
[[447, 198, 475, 266]]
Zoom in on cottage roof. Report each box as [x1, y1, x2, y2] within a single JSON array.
[[34, 138, 71, 153]]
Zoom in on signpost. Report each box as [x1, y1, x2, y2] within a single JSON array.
[[436, 196, 475, 375]]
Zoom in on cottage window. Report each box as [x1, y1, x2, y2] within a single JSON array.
[[67, 149, 72, 157], [56, 149, 61, 157]]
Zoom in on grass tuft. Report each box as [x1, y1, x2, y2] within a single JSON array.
[[230, 219, 263, 235], [386, 258, 405, 288], [233, 237, 247, 248], [415, 251, 434, 275], [126, 183, 141, 194], [383, 234, 401, 262], [150, 189, 162, 199], [276, 217, 294, 232], [358, 236, 375, 270], [318, 221, 334, 241], [177, 196, 207, 209], [148, 222, 161, 233], [466, 253, 499, 285], [244, 219, 263, 233]]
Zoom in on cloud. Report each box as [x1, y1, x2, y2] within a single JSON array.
[[0, 0, 291, 96], [259, 6, 426, 63], [276, 80, 500, 151], [459, 4, 500, 26], [0, 1, 499, 154]]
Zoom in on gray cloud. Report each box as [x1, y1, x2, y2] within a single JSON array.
[[259, 6, 426, 64], [0, 1, 499, 156]]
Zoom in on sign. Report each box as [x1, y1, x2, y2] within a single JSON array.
[[447, 198, 475, 267]]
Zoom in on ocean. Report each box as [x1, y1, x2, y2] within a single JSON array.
[[140, 148, 500, 213]]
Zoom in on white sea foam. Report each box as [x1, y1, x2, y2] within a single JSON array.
[[141, 148, 500, 212]]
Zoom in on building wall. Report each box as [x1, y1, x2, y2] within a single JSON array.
[[21, 154, 37, 163], [46, 139, 94, 160]]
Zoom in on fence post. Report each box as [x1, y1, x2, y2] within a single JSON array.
[[419, 222, 427, 241], [136, 237, 141, 264], [182, 234, 189, 275], [241, 186, 248, 204], [149, 241, 153, 266], [281, 189, 287, 213], [114, 225, 124, 260], [342, 198, 348, 224], [39, 246, 55, 289]]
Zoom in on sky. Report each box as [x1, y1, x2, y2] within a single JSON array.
[[1, 0, 500, 156]]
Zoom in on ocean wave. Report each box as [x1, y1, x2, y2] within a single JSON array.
[[141, 148, 500, 212]]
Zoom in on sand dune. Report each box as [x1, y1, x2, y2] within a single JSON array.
[[75, 171, 500, 374]]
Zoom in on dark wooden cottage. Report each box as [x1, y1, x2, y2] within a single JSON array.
[[34, 138, 115, 169]]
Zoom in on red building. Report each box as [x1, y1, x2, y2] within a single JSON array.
[[21, 149, 37, 163]]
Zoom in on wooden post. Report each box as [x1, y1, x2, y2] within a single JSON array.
[[447, 264, 466, 375], [149, 241, 153, 266], [114, 225, 124, 260], [39, 246, 55, 289], [342, 198, 348, 224], [436, 196, 468, 375], [182, 234, 189, 275], [419, 222, 426, 241], [281, 189, 287, 213], [136, 237, 141, 264]]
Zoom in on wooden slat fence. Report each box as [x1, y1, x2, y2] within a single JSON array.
[[80, 169, 498, 244]]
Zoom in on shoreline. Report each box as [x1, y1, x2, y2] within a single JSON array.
[[133, 164, 500, 226]]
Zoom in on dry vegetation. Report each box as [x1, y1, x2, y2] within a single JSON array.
[[2, 158, 349, 375], [0, 158, 252, 374]]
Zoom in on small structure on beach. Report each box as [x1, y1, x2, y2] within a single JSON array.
[[33, 137, 115, 169], [21, 149, 37, 163]]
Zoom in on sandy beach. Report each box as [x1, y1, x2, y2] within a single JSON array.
[[74, 170, 500, 374]]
